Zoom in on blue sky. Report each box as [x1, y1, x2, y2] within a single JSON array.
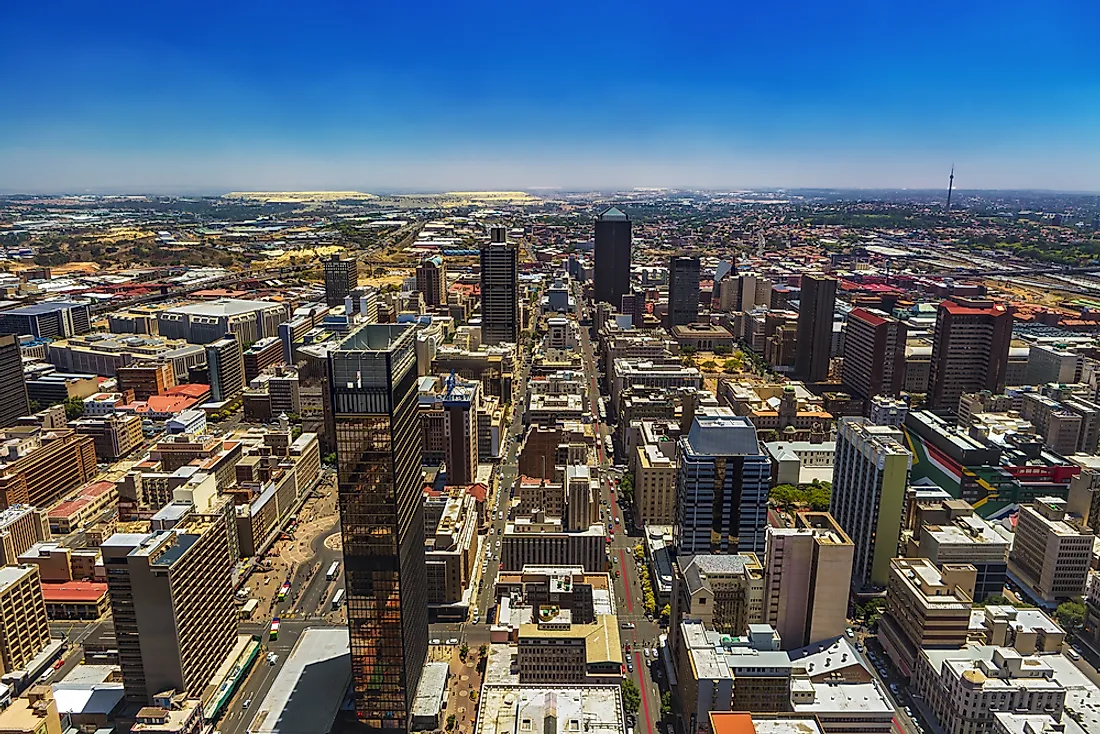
[[1, 1, 1098, 193]]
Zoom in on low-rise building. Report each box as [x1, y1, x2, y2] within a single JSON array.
[[970, 605, 1065, 655], [40, 581, 111, 621], [516, 613, 622, 684], [0, 686, 62, 734], [763, 440, 836, 486], [500, 518, 605, 572], [475, 685, 626, 734], [670, 554, 765, 657]]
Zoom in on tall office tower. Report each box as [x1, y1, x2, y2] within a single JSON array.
[[328, 323, 428, 731], [675, 409, 771, 555], [668, 255, 701, 326], [324, 254, 360, 308], [442, 376, 479, 485], [830, 417, 912, 590], [205, 334, 245, 403], [841, 308, 908, 400], [928, 299, 1013, 412], [102, 511, 236, 704], [0, 565, 51, 677], [794, 274, 837, 383], [479, 227, 519, 345], [0, 335, 30, 428], [416, 256, 447, 308], [763, 512, 854, 649], [593, 207, 631, 306]]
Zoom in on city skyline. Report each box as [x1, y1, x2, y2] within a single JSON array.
[[2, 1, 1098, 192]]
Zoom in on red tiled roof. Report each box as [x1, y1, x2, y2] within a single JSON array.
[[941, 300, 1009, 316], [167, 383, 211, 398], [41, 581, 109, 604], [849, 308, 888, 327], [710, 713, 756, 734]]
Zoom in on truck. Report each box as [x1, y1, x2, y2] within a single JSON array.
[[269, 618, 280, 641], [326, 561, 340, 581]]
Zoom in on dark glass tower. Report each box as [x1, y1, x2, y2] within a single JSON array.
[[479, 226, 519, 345], [594, 207, 631, 306], [0, 335, 29, 428], [668, 255, 701, 326], [794, 274, 837, 383], [328, 323, 427, 731]]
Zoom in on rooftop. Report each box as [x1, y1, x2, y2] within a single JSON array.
[[246, 628, 351, 734], [475, 685, 625, 734], [165, 298, 281, 317]]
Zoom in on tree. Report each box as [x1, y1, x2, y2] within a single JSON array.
[[660, 690, 673, 716], [1056, 599, 1086, 632], [446, 714, 456, 731], [459, 642, 470, 661], [322, 452, 338, 467], [479, 643, 488, 660], [977, 593, 1011, 608], [769, 484, 802, 511], [660, 603, 671, 622], [63, 396, 86, 420], [621, 678, 641, 714]]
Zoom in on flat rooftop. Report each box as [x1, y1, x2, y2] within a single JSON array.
[[247, 628, 351, 734], [475, 685, 625, 734]]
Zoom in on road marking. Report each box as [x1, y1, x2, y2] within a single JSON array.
[[636, 651, 653, 733], [619, 548, 633, 613]]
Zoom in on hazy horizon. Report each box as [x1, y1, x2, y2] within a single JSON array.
[[3, 1, 1098, 194]]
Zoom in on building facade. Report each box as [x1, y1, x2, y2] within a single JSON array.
[[0, 335, 30, 429], [842, 308, 907, 400], [794, 274, 837, 383], [928, 300, 1013, 411], [594, 207, 631, 307], [668, 255, 701, 327], [479, 227, 519, 345], [324, 254, 359, 307]]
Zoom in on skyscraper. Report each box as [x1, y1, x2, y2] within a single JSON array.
[[416, 256, 447, 308], [668, 255, 701, 327], [479, 227, 519, 345], [102, 508, 236, 704], [763, 512, 854, 649], [443, 376, 479, 485], [205, 334, 245, 403], [928, 299, 1013, 412], [675, 409, 770, 555], [794, 274, 837, 383], [328, 323, 428, 731], [841, 308, 908, 400], [0, 335, 30, 428], [829, 417, 912, 590], [594, 207, 631, 307], [324, 254, 359, 308]]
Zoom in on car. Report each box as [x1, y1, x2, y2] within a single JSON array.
[[242, 698, 252, 710], [446, 638, 459, 645], [643, 648, 650, 658], [625, 643, 631, 652], [430, 638, 442, 645], [621, 622, 635, 629], [1067, 649, 1081, 661], [846, 627, 854, 638]]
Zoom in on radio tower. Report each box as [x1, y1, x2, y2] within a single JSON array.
[[946, 164, 955, 212]]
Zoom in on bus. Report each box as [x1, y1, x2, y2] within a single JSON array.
[[326, 561, 340, 581], [277, 581, 291, 602], [269, 618, 280, 641], [603, 436, 614, 461], [331, 589, 345, 610], [240, 599, 259, 619]]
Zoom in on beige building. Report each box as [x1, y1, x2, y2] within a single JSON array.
[[130, 698, 203, 734], [0, 686, 62, 734], [0, 505, 50, 567], [970, 606, 1065, 655], [670, 554, 764, 658], [633, 435, 678, 527], [102, 508, 236, 704], [500, 518, 606, 572], [425, 489, 479, 610], [516, 613, 622, 684], [0, 565, 52, 677], [1008, 497, 1093, 603], [879, 558, 974, 677], [764, 513, 854, 650]]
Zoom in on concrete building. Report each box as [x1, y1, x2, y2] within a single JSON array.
[[0, 686, 61, 734], [71, 414, 144, 460], [1026, 344, 1080, 386], [424, 488, 478, 613], [907, 501, 1010, 604], [49, 335, 204, 380], [116, 362, 179, 401], [914, 647, 1067, 734], [878, 558, 974, 677], [928, 300, 1013, 412], [795, 275, 837, 383], [0, 301, 91, 340], [480, 227, 519, 345], [475, 685, 626, 734], [0, 565, 51, 677], [634, 426, 678, 527], [0, 336, 29, 430], [157, 299, 285, 345], [242, 336, 284, 383], [323, 254, 359, 307], [670, 322, 735, 351], [594, 207, 631, 307], [206, 334, 245, 403], [516, 614, 622, 684], [668, 255, 701, 327], [0, 505, 49, 567], [1008, 498, 1093, 603], [671, 554, 765, 656], [830, 417, 912, 590], [500, 518, 606, 572], [0, 429, 98, 509], [763, 513, 854, 650], [842, 308, 907, 399], [763, 440, 836, 486], [676, 409, 770, 555], [102, 509, 236, 704], [971, 605, 1066, 655]]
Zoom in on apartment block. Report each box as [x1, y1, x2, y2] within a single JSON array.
[[928, 299, 1013, 412], [103, 509, 236, 704], [0, 428, 98, 509], [878, 558, 974, 677], [0, 505, 50, 566], [1008, 497, 1093, 603], [764, 513, 854, 650], [0, 565, 52, 677], [516, 614, 622, 684], [842, 308, 907, 399], [633, 428, 678, 527], [500, 518, 606, 572]]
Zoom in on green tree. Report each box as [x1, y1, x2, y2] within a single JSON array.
[[661, 690, 673, 716], [1055, 599, 1086, 632], [769, 484, 802, 510], [63, 396, 86, 420], [621, 678, 641, 714], [459, 642, 469, 661], [322, 452, 338, 467], [976, 593, 1011, 608], [808, 485, 832, 512], [446, 713, 456, 731]]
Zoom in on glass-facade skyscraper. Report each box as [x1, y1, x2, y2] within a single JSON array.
[[328, 323, 427, 731]]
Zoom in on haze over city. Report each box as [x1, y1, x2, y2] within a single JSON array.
[[2, 0, 1099, 192]]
